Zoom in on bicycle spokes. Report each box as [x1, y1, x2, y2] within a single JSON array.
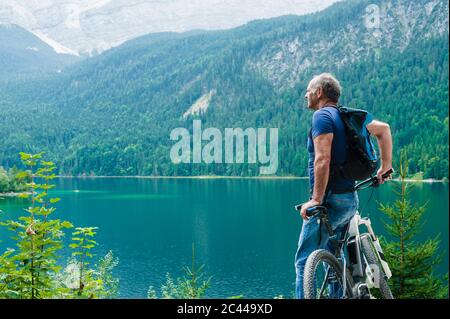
[[314, 261, 345, 299]]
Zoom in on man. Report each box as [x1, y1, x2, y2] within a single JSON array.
[[294, 73, 393, 299]]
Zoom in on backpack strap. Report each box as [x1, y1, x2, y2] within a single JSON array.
[[323, 105, 344, 188]]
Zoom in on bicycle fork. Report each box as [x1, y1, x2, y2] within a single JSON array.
[[341, 250, 348, 299], [358, 217, 392, 280]]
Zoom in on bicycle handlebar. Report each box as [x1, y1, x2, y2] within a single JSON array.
[[294, 168, 394, 216], [354, 168, 394, 191]]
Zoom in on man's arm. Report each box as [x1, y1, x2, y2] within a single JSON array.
[[366, 120, 393, 184], [300, 133, 333, 220], [311, 133, 333, 202]]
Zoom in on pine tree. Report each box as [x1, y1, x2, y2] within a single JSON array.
[[379, 152, 449, 299]]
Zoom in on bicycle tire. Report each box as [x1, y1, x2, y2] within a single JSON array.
[[303, 249, 354, 299], [360, 235, 394, 299]]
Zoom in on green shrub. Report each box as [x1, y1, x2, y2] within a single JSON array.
[[0, 152, 119, 299]]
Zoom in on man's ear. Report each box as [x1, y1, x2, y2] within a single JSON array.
[[316, 87, 323, 99]]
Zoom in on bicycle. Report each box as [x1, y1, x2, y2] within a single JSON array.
[[294, 168, 394, 299]]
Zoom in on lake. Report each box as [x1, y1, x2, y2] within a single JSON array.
[[0, 178, 448, 298]]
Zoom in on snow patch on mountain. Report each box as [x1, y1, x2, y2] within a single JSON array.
[[30, 30, 79, 56]]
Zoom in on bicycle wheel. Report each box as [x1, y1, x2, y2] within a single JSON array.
[[360, 235, 394, 299], [303, 249, 354, 299]]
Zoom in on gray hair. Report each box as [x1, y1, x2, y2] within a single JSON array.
[[309, 73, 341, 103]]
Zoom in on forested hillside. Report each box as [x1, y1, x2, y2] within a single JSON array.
[[0, 0, 448, 178]]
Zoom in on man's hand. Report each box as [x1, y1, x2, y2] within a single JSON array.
[[300, 199, 321, 221], [376, 166, 393, 184], [367, 120, 393, 185]]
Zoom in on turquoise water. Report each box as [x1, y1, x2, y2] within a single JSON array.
[[0, 178, 448, 298]]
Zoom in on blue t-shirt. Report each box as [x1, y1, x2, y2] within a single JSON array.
[[307, 106, 373, 192]]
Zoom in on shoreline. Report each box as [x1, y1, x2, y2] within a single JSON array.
[[0, 191, 31, 197], [56, 175, 446, 182], [2, 177, 446, 198], [56, 175, 308, 180]]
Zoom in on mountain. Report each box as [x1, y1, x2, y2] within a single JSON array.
[[0, 24, 79, 80], [0, 0, 448, 178], [0, 0, 338, 55]]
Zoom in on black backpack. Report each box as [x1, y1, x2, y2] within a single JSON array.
[[330, 105, 379, 181]]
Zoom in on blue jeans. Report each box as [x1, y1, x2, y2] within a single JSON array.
[[294, 191, 359, 299]]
